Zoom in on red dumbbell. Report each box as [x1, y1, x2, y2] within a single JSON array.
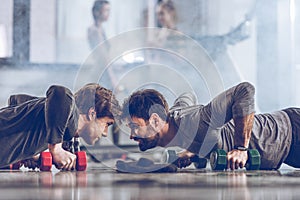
[[73, 137, 87, 171], [75, 151, 87, 171], [39, 151, 87, 171], [39, 152, 53, 171]]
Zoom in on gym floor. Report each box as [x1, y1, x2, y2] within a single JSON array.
[[1, 160, 300, 200]]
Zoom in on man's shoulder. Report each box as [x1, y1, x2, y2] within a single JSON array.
[[170, 92, 197, 111]]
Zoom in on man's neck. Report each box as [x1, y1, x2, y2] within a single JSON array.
[[76, 114, 86, 137], [158, 121, 177, 147]]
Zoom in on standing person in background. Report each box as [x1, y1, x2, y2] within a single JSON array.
[[156, 0, 177, 30], [87, 0, 110, 50], [147, 0, 178, 56]]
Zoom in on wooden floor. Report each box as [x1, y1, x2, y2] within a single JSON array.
[[0, 161, 300, 200]]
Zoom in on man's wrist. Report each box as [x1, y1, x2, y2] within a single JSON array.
[[48, 143, 63, 152], [233, 145, 248, 151]]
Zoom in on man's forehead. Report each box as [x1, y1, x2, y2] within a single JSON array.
[[126, 117, 147, 126]]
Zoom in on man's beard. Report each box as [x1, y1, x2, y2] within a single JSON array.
[[134, 133, 160, 152]]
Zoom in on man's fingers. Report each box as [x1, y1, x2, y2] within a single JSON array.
[[227, 154, 232, 169], [239, 161, 245, 169], [23, 159, 38, 169], [227, 151, 248, 170], [64, 156, 76, 171], [230, 158, 236, 170], [71, 158, 76, 170], [64, 159, 72, 171], [235, 161, 240, 170], [68, 157, 76, 171]]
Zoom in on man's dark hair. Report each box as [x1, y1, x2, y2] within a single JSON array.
[[74, 83, 121, 120], [92, 0, 109, 21], [122, 89, 169, 121]]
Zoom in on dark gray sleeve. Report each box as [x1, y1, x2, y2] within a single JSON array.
[[200, 82, 255, 129], [170, 92, 197, 112], [45, 85, 76, 144]]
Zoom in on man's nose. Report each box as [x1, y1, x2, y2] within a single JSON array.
[[102, 128, 108, 137], [130, 130, 137, 139]]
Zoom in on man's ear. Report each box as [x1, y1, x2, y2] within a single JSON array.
[[87, 107, 97, 121], [149, 113, 164, 131]]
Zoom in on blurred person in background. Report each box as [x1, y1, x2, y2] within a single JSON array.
[[87, 0, 110, 50]]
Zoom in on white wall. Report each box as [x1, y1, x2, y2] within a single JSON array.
[[30, 0, 56, 62], [0, 0, 13, 57]]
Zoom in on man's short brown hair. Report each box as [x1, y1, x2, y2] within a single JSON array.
[[74, 83, 121, 119]]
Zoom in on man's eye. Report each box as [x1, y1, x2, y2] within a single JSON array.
[[107, 122, 113, 126]]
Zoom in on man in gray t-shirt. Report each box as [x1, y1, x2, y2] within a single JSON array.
[[122, 82, 300, 170]]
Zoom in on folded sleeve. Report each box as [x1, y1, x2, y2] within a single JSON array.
[[200, 82, 255, 129], [45, 85, 75, 144]]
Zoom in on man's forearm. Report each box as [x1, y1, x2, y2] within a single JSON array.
[[233, 113, 255, 148]]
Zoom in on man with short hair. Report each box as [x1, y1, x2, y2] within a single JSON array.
[[0, 83, 121, 170], [122, 82, 299, 170]]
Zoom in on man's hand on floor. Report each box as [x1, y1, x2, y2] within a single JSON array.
[[175, 150, 195, 168], [23, 154, 40, 169], [48, 143, 76, 171], [227, 149, 248, 170]]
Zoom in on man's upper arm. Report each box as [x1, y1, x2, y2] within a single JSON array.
[[45, 85, 75, 144], [201, 82, 255, 128]]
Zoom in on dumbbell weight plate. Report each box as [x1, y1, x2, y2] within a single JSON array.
[[75, 151, 87, 171], [166, 150, 177, 164], [210, 149, 227, 170], [40, 152, 52, 171], [246, 149, 261, 170]]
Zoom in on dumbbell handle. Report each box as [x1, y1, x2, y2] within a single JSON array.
[[166, 150, 207, 169]]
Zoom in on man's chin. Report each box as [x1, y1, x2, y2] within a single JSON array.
[[139, 145, 149, 152]]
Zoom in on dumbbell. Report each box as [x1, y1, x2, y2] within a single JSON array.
[[39, 152, 53, 171], [210, 149, 261, 170], [39, 137, 87, 171], [164, 150, 207, 169], [72, 137, 87, 171]]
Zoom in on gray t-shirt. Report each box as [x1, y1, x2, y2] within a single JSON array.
[[168, 82, 292, 169]]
